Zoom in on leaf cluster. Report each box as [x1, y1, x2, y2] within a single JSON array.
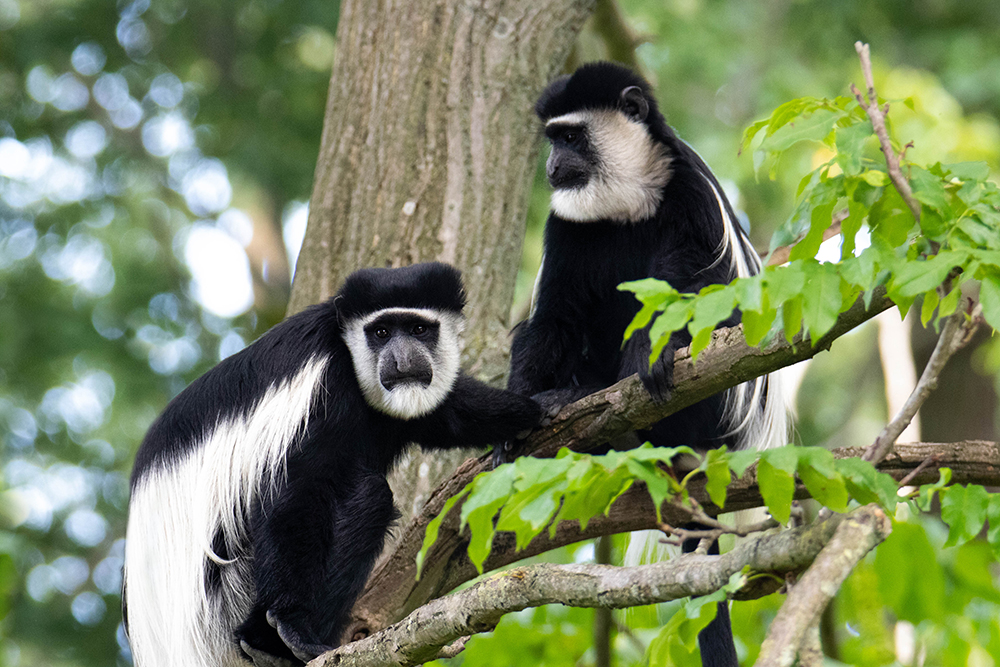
[[417, 445, 906, 576], [621, 95, 1000, 368]]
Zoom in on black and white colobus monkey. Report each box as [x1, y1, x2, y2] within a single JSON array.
[[503, 63, 787, 667], [124, 263, 542, 667]]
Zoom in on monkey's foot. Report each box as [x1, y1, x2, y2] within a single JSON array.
[[240, 640, 297, 667], [266, 610, 333, 663]]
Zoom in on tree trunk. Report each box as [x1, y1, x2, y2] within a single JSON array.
[[289, 0, 595, 543]]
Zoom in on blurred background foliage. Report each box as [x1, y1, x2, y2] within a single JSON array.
[[0, 0, 997, 665]]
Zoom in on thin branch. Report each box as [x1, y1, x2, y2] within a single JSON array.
[[313, 511, 864, 667], [591, 0, 648, 72], [896, 453, 942, 488], [656, 499, 780, 546], [851, 41, 921, 222], [754, 505, 892, 667], [433, 637, 468, 660], [864, 304, 983, 464]]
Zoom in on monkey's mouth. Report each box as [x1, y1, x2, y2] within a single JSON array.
[[380, 370, 433, 391]]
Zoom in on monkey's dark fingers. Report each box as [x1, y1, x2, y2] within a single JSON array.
[[491, 441, 515, 469], [239, 641, 297, 667], [640, 357, 674, 403], [266, 611, 332, 663]]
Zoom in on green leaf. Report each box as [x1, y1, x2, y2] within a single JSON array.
[[417, 489, 468, 578], [840, 197, 867, 259], [742, 305, 778, 347], [727, 450, 760, 478], [764, 262, 807, 304], [758, 457, 796, 524], [800, 261, 843, 341], [834, 121, 872, 176], [890, 250, 968, 298], [704, 448, 732, 509], [979, 272, 1000, 331], [740, 118, 770, 154], [689, 326, 714, 361], [875, 521, 946, 622], [868, 186, 915, 247], [860, 169, 889, 187], [759, 108, 842, 152], [941, 484, 990, 548], [987, 495, 1000, 559], [789, 200, 837, 261], [648, 592, 724, 667], [943, 161, 990, 181], [920, 289, 939, 327], [910, 165, 950, 214], [689, 286, 737, 334], [734, 275, 764, 312], [781, 297, 803, 344], [649, 300, 696, 362], [916, 467, 953, 511], [797, 448, 849, 512], [835, 457, 899, 510]]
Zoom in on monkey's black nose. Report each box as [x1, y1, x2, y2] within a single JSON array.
[[546, 156, 588, 189], [380, 350, 433, 390]]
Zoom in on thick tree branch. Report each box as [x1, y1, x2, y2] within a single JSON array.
[[754, 506, 892, 667], [316, 510, 873, 667]]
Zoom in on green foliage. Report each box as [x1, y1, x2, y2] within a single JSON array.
[[647, 573, 743, 667], [916, 470, 1000, 558], [418, 446, 906, 573], [621, 92, 1000, 368]]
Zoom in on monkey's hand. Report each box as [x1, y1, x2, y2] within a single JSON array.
[[639, 352, 674, 403], [491, 389, 573, 468], [266, 610, 333, 664]]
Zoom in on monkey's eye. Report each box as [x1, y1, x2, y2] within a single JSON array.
[[374, 328, 391, 339], [411, 324, 427, 336], [563, 131, 578, 143]]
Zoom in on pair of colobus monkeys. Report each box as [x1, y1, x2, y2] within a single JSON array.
[[124, 63, 785, 667]]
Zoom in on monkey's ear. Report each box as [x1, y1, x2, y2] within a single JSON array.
[[620, 86, 648, 122]]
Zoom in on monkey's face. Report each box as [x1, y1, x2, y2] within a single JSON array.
[[541, 86, 672, 225], [343, 308, 463, 419]]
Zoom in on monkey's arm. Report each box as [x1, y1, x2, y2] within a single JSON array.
[[619, 250, 740, 402], [412, 375, 543, 450]]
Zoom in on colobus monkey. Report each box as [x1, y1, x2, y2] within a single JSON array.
[[124, 263, 542, 667], [503, 63, 787, 667]]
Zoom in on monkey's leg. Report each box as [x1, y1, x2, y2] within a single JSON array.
[[238, 469, 396, 663], [681, 528, 738, 667]]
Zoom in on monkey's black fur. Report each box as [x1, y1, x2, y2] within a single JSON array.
[[510, 62, 760, 449], [127, 263, 542, 666], [508, 63, 771, 667]]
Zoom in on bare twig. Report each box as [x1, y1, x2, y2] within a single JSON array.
[[864, 305, 983, 465], [433, 637, 468, 659], [314, 512, 861, 667], [896, 453, 942, 488], [851, 41, 921, 223], [755, 505, 892, 667], [657, 507, 779, 545]]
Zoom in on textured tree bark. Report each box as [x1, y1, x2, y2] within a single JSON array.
[[288, 0, 595, 543]]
